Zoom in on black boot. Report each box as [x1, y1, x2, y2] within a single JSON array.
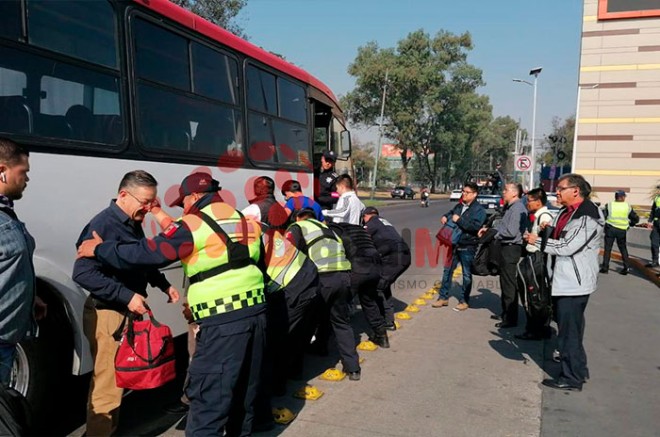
[[370, 327, 390, 348]]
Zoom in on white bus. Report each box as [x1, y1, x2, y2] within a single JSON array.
[[0, 0, 350, 415]]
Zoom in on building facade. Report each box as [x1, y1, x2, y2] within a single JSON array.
[[576, 0, 660, 205]]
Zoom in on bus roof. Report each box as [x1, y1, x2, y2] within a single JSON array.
[[133, 0, 339, 107]]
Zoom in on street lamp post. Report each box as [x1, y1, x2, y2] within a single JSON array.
[[513, 67, 542, 189]]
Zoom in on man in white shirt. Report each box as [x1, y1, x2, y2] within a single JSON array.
[[323, 175, 365, 225]]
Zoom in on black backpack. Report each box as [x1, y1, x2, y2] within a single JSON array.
[[472, 213, 503, 276], [0, 384, 32, 436]]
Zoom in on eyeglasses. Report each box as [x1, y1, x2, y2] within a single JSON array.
[[125, 190, 155, 209], [556, 186, 576, 192]]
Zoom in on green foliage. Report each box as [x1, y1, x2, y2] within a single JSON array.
[[170, 0, 247, 37], [539, 116, 575, 166], [351, 138, 394, 187], [342, 29, 492, 190]]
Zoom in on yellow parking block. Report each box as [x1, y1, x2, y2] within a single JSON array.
[[273, 407, 297, 425], [320, 368, 346, 381], [396, 312, 412, 320], [293, 385, 324, 400], [357, 340, 378, 351], [405, 305, 420, 313]]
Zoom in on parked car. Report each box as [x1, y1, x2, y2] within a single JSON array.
[[449, 189, 462, 202], [476, 192, 502, 215], [391, 186, 416, 199]]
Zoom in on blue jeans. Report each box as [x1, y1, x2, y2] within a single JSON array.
[[0, 343, 16, 387], [439, 246, 476, 304]]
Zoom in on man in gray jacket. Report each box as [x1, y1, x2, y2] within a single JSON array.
[[481, 183, 527, 328], [0, 138, 46, 386], [526, 174, 604, 392]]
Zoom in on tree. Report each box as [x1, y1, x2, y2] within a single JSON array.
[[350, 138, 395, 188], [170, 0, 247, 37], [342, 29, 487, 190], [539, 116, 575, 167]]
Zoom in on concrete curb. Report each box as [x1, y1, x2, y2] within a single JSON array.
[[600, 249, 660, 288]]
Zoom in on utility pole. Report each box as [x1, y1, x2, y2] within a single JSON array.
[[370, 70, 389, 200]]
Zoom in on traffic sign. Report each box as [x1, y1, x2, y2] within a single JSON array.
[[515, 155, 532, 171], [557, 151, 566, 160]]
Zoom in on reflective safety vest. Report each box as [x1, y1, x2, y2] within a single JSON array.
[[181, 203, 265, 321], [288, 219, 351, 273], [264, 230, 307, 293], [654, 196, 660, 223], [606, 201, 631, 230]]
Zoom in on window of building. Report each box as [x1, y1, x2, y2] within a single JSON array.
[[134, 18, 190, 91], [27, 0, 117, 68]]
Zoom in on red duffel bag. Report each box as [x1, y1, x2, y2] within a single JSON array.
[[114, 310, 176, 390]]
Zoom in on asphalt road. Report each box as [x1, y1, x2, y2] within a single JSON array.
[[59, 198, 660, 436]]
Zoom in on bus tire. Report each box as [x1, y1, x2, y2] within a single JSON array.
[[12, 289, 73, 422]]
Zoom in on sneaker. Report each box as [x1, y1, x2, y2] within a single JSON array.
[[453, 302, 469, 312], [432, 299, 449, 308], [552, 349, 561, 363], [599, 267, 608, 274], [619, 267, 629, 275], [645, 262, 659, 268], [348, 371, 361, 381]]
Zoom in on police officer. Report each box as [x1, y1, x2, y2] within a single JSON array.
[[328, 221, 388, 348], [315, 151, 339, 209], [645, 185, 660, 268], [286, 208, 361, 380], [601, 190, 639, 275], [361, 207, 411, 330], [77, 172, 267, 437]]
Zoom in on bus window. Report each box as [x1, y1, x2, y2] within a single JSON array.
[[38, 70, 121, 143], [273, 120, 309, 166], [0, 67, 30, 135], [247, 113, 276, 163], [27, 0, 117, 69], [134, 18, 190, 91], [136, 83, 243, 158], [0, 0, 21, 41], [278, 78, 306, 124], [247, 66, 277, 115], [192, 43, 238, 105]]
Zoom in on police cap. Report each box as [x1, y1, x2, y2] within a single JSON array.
[[170, 172, 221, 207], [362, 206, 379, 216], [322, 150, 337, 163]]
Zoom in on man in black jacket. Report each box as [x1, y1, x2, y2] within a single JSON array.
[[315, 151, 339, 209], [433, 182, 487, 311]]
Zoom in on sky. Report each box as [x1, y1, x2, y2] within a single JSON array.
[[236, 0, 584, 146]]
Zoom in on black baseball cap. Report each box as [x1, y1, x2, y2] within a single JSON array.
[[169, 172, 221, 207], [322, 150, 337, 163], [362, 206, 379, 216], [615, 190, 626, 197]]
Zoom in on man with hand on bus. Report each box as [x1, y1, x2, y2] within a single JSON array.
[[322, 175, 365, 225], [77, 172, 267, 437], [0, 138, 47, 387], [72, 170, 179, 436]]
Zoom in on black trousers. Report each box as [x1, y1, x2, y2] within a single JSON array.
[[185, 312, 266, 437], [377, 250, 411, 325], [499, 244, 523, 325], [316, 271, 360, 373], [554, 294, 590, 386], [602, 224, 630, 269], [650, 226, 660, 265], [352, 268, 385, 333]]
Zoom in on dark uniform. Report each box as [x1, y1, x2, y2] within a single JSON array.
[[329, 222, 388, 347], [90, 174, 266, 437], [363, 209, 411, 328], [648, 194, 660, 267], [286, 218, 360, 377], [315, 151, 339, 209]]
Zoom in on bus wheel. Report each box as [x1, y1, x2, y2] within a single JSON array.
[[12, 290, 73, 421]]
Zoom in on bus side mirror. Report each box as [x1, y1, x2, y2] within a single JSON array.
[[340, 130, 351, 159]]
